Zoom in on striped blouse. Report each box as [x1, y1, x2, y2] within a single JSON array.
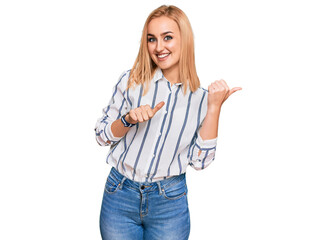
[[95, 68, 217, 183]]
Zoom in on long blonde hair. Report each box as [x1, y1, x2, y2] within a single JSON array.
[[126, 5, 200, 96]]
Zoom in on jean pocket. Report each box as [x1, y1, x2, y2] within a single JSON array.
[[104, 172, 120, 194], [162, 179, 188, 200]]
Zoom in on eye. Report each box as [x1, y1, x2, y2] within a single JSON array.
[[147, 37, 156, 42], [164, 35, 173, 41]]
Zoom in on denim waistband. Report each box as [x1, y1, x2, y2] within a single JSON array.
[[109, 167, 186, 194]]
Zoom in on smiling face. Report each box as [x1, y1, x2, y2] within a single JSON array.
[[147, 16, 181, 75]]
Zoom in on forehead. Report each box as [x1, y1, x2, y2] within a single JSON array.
[[147, 16, 179, 35]]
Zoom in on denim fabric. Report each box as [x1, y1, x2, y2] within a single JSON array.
[[99, 167, 190, 240]]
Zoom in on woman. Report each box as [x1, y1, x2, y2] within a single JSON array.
[[95, 5, 241, 240]]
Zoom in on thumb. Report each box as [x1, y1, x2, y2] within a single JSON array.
[[153, 101, 165, 114], [229, 87, 243, 96]]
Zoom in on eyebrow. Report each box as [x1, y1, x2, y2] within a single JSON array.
[[147, 31, 173, 37]]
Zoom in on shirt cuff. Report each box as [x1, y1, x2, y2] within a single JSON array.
[[106, 122, 123, 142], [196, 132, 217, 149]]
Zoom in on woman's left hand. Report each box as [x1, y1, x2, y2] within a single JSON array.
[[207, 79, 242, 110]]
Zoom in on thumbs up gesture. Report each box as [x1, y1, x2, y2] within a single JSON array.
[[208, 79, 242, 109], [125, 101, 165, 124]]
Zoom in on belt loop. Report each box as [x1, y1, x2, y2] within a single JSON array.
[[157, 181, 162, 195], [119, 176, 127, 190]]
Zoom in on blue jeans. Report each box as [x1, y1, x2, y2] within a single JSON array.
[[99, 167, 190, 240]]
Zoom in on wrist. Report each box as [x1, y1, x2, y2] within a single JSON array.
[[125, 113, 136, 125], [207, 105, 221, 114], [120, 112, 136, 127]]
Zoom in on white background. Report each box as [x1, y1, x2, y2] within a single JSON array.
[[1, 0, 335, 239]]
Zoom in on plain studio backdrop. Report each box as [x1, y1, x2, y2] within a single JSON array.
[[0, 0, 335, 239]]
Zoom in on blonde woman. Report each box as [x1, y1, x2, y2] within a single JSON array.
[[95, 5, 242, 240]]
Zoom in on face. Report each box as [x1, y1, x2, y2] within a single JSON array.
[[147, 16, 181, 73]]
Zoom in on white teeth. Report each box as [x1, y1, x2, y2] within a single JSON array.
[[158, 53, 169, 58]]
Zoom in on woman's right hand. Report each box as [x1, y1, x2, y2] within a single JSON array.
[[125, 101, 165, 124]]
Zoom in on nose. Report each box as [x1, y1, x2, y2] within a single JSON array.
[[155, 39, 164, 52]]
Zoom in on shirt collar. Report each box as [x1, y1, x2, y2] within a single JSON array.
[[153, 68, 164, 82], [153, 68, 183, 86]]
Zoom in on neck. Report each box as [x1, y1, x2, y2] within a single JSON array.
[[162, 65, 180, 85]]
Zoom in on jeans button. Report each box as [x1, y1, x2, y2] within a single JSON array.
[[141, 185, 145, 190]]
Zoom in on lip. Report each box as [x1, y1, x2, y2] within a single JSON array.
[[156, 53, 170, 61]]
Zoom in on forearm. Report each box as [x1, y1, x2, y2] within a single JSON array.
[[199, 106, 221, 141], [110, 114, 134, 139]]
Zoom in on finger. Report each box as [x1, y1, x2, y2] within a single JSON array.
[[219, 81, 230, 96], [145, 105, 154, 118], [224, 87, 242, 102], [135, 109, 144, 122], [220, 79, 230, 89], [214, 81, 230, 99], [128, 111, 138, 123], [208, 84, 215, 94], [218, 79, 230, 89], [228, 87, 243, 96], [140, 105, 150, 121], [214, 81, 226, 92], [152, 101, 165, 114]]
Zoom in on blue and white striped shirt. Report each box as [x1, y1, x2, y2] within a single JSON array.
[[95, 68, 217, 182]]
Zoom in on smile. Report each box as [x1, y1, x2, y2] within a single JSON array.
[[157, 53, 170, 60]]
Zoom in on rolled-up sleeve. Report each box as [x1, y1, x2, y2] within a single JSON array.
[[94, 70, 131, 146], [188, 120, 217, 170]]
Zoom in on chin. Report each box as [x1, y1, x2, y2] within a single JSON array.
[[158, 65, 169, 70], [156, 62, 175, 71]]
